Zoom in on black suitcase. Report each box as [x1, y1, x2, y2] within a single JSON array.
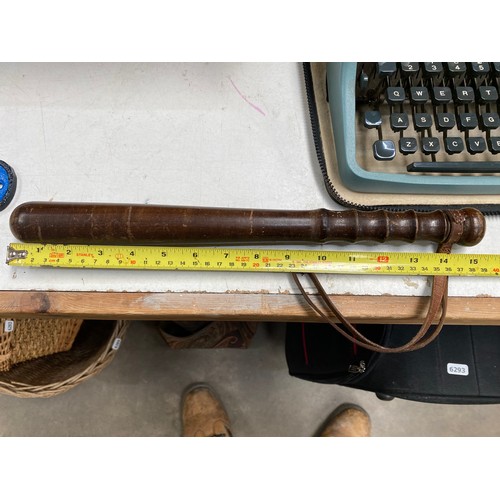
[[285, 322, 500, 404]]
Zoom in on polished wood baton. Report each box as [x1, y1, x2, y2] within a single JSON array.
[[9, 202, 485, 247]]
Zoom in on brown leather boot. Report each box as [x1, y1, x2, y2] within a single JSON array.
[[182, 384, 233, 437], [319, 404, 371, 437]]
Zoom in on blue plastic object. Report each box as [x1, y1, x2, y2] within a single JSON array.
[[0, 160, 16, 210]]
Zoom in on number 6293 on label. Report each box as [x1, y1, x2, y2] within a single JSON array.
[[447, 363, 469, 376]]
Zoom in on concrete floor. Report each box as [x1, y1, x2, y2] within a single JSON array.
[[0, 320, 500, 437]]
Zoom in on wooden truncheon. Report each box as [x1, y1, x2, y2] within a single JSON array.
[[9, 202, 485, 247]]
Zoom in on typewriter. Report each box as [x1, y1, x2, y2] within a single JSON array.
[[327, 62, 500, 195]]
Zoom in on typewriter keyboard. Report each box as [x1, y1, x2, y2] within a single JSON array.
[[356, 62, 500, 174]]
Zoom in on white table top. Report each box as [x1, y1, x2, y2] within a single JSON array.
[[2, 62, 499, 299]]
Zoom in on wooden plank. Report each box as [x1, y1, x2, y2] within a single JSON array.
[[0, 291, 498, 324]]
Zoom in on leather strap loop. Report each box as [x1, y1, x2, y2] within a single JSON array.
[[292, 209, 466, 353], [292, 272, 448, 353]]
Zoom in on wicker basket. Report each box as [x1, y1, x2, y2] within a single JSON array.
[[0, 319, 129, 398], [0, 318, 83, 372]]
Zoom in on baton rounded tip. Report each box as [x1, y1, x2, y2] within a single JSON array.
[[459, 208, 486, 246]]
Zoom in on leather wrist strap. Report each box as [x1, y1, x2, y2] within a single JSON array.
[[292, 210, 466, 353]]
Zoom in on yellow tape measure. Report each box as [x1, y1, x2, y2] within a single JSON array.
[[5, 243, 500, 277]]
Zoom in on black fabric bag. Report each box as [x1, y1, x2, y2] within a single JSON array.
[[285, 322, 500, 404]]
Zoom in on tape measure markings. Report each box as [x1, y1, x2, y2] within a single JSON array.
[[6, 243, 500, 277]]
